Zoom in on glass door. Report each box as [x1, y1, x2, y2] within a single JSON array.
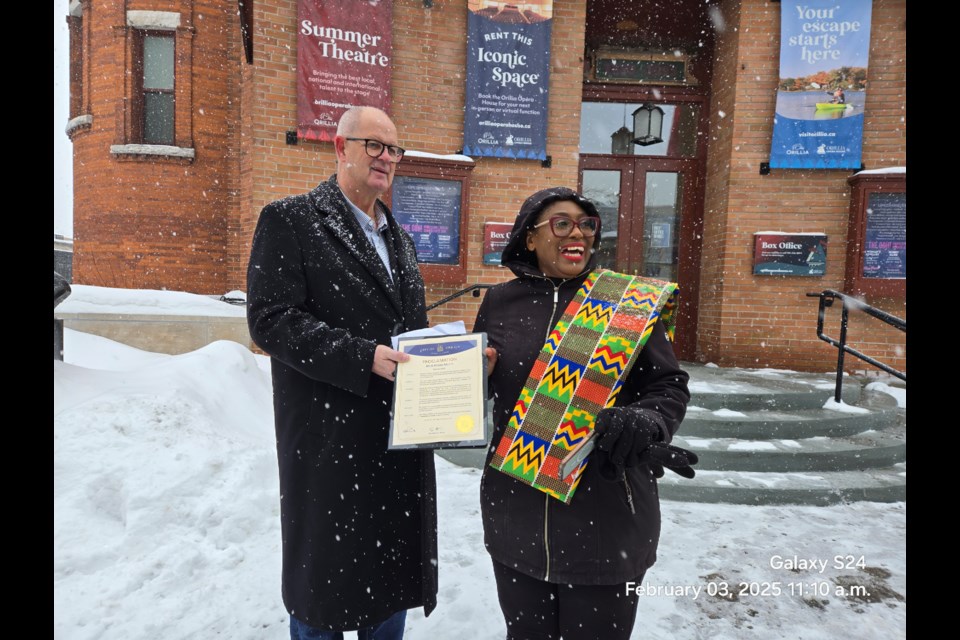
[[579, 156, 702, 359]]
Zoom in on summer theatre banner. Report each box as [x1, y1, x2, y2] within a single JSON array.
[[297, 0, 392, 141], [770, 1, 872, 169], [463, 1, 552, 160]]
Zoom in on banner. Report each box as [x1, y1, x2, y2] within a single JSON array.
[[770, 1, 872, 169], [463, 1, 552, 160], [297, 0, 392, 141]]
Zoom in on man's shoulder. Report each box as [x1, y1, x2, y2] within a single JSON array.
[[259, 179, 343, 221]]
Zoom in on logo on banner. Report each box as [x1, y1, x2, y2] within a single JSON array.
[[315, 112, 336, 127], [786, 144, 809, 156], [479, 132, 497, 145]]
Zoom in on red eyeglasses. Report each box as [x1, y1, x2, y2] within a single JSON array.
[[532, 216, 601, 238]]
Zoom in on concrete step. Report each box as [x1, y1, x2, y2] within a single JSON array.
[[686, 364, 861, 411], [681, 405, 897, 440], [673, 425, 905, 472], [658, 464, 906, 505], [437, 365, 906, 505]]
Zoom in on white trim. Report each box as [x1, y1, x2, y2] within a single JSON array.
[[69, 1, 82, 18], [405, 150, 476, 164], [110, 144, 195, 159], [65, 114, 93, 135], [126, 10, 181, 30], [853, 167, 906, 176]]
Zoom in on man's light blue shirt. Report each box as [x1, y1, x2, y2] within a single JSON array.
[[342, 190, 393, 283]]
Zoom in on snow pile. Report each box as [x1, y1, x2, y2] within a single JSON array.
[[823, 398, 871, 414], [866, 381, 907, 408], [57, 284, 248, 317]]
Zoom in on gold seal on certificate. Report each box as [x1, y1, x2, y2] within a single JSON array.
[[389, 333, 490, 449]]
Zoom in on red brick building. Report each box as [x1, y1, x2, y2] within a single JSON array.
[[66, 0, 906, 372]]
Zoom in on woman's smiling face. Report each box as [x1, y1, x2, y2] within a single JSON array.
[[525, 200, 596, 279]]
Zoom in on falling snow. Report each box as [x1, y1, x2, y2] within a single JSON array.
[[55, 310, 905, 639]]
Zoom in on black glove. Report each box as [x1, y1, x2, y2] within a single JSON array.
[[593, 407, 664, 481], [637, 442, 699, 479]]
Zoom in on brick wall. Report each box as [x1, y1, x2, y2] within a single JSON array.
[[697, 0, 906, 373], [235, 0, 588, 332], [72, 0, 907, 374], [72, 0, 242, 294]]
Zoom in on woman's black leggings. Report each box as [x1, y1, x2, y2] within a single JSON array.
[[492, 561, 644, 640]]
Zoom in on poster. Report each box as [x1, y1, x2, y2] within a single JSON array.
[[462, 1, 553, 160], [753, 232, 828, 276], [392, 177, 462, 266], [296, 0, 393, 141], [483, 222, 514, 265], [769, 0, 872, 169], [863, 193, 906, 279]]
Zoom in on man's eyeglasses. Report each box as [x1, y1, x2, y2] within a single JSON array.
[[345, 137, 405, 162], [532, 216, 601, 238]]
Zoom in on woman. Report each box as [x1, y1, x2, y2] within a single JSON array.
[[474, 187, 694, 640]]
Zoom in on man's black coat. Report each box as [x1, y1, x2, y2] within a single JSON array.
[[247, 176, 437, 630]]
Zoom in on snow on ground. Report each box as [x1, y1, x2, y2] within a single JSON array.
[[866, 382, 907, 409], [57, 284, 248, 317], [823, 398, 871, 414], [54, 331, 906, 640], [712, 408, 748, 418]]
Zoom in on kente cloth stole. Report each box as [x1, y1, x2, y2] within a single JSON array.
[[490, 269, 679, 504]]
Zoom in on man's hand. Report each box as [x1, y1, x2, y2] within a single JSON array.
[[372, 344, 410, 381], [485, 347, 498, 377]]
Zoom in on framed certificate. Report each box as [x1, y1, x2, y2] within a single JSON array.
[[389, 332, 491, 449]]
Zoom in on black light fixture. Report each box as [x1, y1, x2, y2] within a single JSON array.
[[631, 104, 665, 146], [610, 104, 632, 155], [610, 126, 633, 155]]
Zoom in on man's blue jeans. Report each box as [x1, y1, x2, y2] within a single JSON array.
[[289, 610, 406, 640]]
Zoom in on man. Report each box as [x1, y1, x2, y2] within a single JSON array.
[[247, 107, 437, 640]]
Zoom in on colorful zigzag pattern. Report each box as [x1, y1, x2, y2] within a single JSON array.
[[492, 270, 678, 504]]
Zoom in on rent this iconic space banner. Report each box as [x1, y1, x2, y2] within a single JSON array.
[[463, 1, 552, 160], [296, 0, 392, 141], [769, 0, 872, 169]]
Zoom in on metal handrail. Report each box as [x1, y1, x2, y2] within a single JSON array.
[[806, 289, 906, 403], [426, 284, 494, 312]]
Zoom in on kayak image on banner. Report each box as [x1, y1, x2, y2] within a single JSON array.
[[769, 0, 872, 169]]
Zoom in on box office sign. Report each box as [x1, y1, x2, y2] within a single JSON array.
[[462, 1, 553, 160], [392, 177, 462, 266], [769, 0, 872, 169], [296, 0, 393, 142], [753, 232, 828, 277], [483, 222, 514, 265]]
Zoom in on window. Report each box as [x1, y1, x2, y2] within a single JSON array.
[[111, 11, 193, 158], [137, 31, 175, 145], [65, 0, 92, 137]]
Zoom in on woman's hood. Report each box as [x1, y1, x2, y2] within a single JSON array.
[[500, 187, 603, 279]]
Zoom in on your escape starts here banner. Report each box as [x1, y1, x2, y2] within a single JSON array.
[[297, 0, 392, 141], [769, 0, 872, 169], [463, 1, 553, 160]]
